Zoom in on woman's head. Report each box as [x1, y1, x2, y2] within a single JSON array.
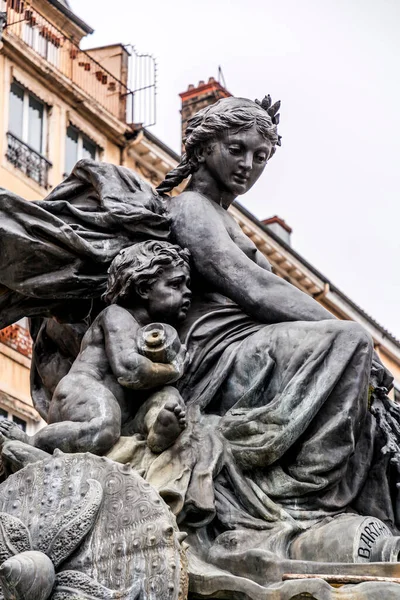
[[156, 95, 281, 196]]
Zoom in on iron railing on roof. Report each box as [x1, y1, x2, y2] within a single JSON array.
[[125, 46, 157, 129], [2, 0, 130, 122]]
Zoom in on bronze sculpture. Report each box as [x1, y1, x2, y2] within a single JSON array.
[[0, 241, 190, 456], [0, 95, 399, 598], [0, 449, 187, 599]]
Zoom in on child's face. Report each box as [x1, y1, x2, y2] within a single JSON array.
[[146, 265, 191, 324]]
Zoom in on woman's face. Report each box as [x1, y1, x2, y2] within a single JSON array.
[[202, 124, 273, 197]]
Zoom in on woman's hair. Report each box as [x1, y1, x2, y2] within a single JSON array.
[[103, 240, 190, 305], [156, 95, 281, 196]]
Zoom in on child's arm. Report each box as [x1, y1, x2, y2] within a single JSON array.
[[100, 305, 186, 389]]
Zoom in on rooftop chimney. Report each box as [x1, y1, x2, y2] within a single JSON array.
[[180, 77, 231, 146], [262, 216, 292, 246]]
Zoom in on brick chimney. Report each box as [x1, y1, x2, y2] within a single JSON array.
[[180, 77, 231, 145], [262, 216, 292, 246]]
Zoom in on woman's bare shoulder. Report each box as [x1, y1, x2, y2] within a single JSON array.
[[169, 190, 209, 208], [172, 190, 196, 199], [168, 190, 219, 219]]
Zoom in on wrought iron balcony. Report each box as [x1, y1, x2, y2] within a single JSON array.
[[6, 132, 52, 188]]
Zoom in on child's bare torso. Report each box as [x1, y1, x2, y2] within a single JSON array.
[[62, 305, 141, 425]]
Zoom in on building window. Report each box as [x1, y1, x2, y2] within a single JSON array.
[[13, 416, 27, 432], [0, 409, 26, 432], [7, 81, 51, 187], [9, 81, 44, 153], [65, 125, 97, 175]]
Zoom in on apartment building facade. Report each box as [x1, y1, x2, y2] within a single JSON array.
[[0, 1, 399, 436]]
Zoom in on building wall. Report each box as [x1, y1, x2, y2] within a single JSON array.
[[0, 336, 41, 435], [85, 44, 129, 86], [0, 55, 125, 197]]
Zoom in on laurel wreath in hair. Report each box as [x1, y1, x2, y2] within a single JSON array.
[[255, 95, 282, 146]]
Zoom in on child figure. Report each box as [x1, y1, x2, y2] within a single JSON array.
[[0, 241, 191, 456]]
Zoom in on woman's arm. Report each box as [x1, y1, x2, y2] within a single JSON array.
[[255, 250, 272, 272], [169, 193, 334, 323]]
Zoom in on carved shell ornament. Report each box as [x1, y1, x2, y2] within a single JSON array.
[[0, 449, 188, 600], [0, 551, 55, 600]]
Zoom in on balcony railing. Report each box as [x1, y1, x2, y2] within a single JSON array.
[[6, 132, 52, 187], [3, 0, 130, 121]]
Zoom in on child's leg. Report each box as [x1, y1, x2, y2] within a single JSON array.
[[133, 386, 186, 453], [0, 373, 122, 456], [31, 414, 121, 455]]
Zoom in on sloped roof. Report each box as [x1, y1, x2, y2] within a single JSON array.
[[48, 0, 94, 34]]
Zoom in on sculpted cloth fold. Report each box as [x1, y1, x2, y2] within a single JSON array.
[[0, 158, 169, 328]]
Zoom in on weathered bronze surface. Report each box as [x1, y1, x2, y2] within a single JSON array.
[[0, 95, 399, 598]]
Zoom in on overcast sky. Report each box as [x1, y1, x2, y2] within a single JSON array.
[[72, 0, 400, 338]]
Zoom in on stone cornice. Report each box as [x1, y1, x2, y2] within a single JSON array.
[[126, 132, 178, 185], [36, 0, 93, 41]]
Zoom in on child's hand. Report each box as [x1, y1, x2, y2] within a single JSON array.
[[118, 347, 190, 389]]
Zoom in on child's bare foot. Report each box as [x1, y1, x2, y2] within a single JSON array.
[[147, 401, 186, 453], [0, 420, 30, 444]]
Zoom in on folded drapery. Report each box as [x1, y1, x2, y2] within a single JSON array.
[[0, 159, 169, 328]]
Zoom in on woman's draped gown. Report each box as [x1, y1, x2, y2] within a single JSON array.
[[0, 160, 398, 596]]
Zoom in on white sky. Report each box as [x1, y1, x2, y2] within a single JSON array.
[[72, 0, 400, 338]]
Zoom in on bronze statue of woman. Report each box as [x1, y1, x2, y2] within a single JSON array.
[[145, 95, 400, 596], [0, 95, 399, 598]]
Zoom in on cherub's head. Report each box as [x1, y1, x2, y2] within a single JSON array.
[[103, 241, 191, 324]]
